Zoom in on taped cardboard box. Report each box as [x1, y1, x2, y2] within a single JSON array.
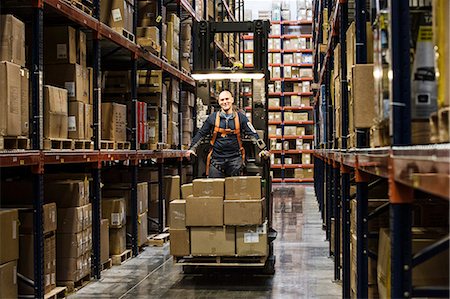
[[102, 197, 126, 228], [0, 260, 18, 299], [224, 199, 264, 225], [43, 85, 68, 139], [190, 227, 235, 256], [68, 101, 85, 139], [170, 200, 186, 229], [102, 182, 148, 216], [224, 176, 261, 200], [109, 227, 126, 255], [44, 26, 77, 65], [100, 219, 110, 264], [83, 203, 92, 229], [56, 232, 85, 258], [350, 64, 376, 129], [181, 183, 193, 199], [20, 68, 29, 136], [101, 102, 127, 142], [170, 229, 190, 256], [100, 0, 134, 32], [45, 63, 89, 104], [18, 203, 57, 235], [0, 209, 19, 264], [56, 255, 84, 282], [186, 197, 223, 226], [138, 0, 166, 27], [0, 14, 26, 67], [0, 61, 21, 136], [192, 178, 225, 197], [236, 221, 268, 256], [45, 180, 86, 208], [57, 206, 84, 233], [163, 175, 181, 201]]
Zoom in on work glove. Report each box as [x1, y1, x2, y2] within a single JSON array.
[[258, 150, 270, 160]]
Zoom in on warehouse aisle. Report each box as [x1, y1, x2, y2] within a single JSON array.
[[70, 185, 340, 298]]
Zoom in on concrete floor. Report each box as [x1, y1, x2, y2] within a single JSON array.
[[70, 185, 341, 299]]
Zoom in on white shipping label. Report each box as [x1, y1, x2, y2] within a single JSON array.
[[57, 44, 67, 59], [45, 274, 50, 286], [244, 232, 259, 243], [111, 213, 121, 225], [12, 220, 17, 239], [68, 116, 76, 131], [51, 211, 56, 223], [51, 273, 56, 284], [140, 201, 143, 212], [112, 8, 122, 22], [65, 82, 75, 97], [149, 127, 156, 138], [257, 222, 267, 234]]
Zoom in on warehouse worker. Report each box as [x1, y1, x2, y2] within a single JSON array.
[[187, 90, 270, 178]]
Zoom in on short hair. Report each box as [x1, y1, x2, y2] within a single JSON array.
[[218, 90, 233, 99]]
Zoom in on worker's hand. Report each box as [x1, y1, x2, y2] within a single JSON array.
[[186, 150, 197, 159], [259, 150, 270, 160]]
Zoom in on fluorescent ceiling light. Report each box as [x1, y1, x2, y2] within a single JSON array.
[[191, 72, 265, 80]]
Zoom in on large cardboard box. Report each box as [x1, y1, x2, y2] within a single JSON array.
[[18, 203, 57, 235], [102, 197, 126, 228], [0, 260, 18, 299], [109, 227, 126, 255], [0, 15, 25, 67], [163, 175, 181, 201], [56, 232, 85, 258], [56, 255, 83, 282], [44, 26, 77, 65], [0, 61, 21, 136], [102, 183, 148, 217], [68, 101, 85, 139], [170, 200, 186, 229], [45, 63, 89, 104], [346, 21, 374, 80], [224, 176, 261, 200], [46, 180, 86, 208], [101, 0, 134, 32], [350, 64, 376, 129], [78, 30, 87, 67], [191, 227, 235, 256], [181, 183, 193, 199], [192, 178, 225, 197], [20, 68, 29, 136], [236, 222, 268, 256], [43, 85, 69, 139], [377, 228, 449, 299], [101, 102, 127, 142], [83, 204, 92, 229], [137, 0, 164, 27], [0, 209, 19, 264], [224, 199, 264, 225], [186, 197, 223, 226], [57, 206, 84, 233], [169, 229, 190, 256], [100, 219, 110, 264]]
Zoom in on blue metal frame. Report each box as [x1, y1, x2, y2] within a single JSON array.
[[333, 164, 341, 281], [356, 180, 368, 298]]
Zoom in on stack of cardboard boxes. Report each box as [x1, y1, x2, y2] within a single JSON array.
[[101, 102, 127, 142], [18, 203, 57, 295], [164, 175, 181, 227], [166, 14, 180, 67], [180, 22, 192, 72], [0, 209, 20, 298], [170, 176, 267, 258], [0, 15, 29, 140], [44, 25, 92, 141], [181, 91, 195, 147], [102, 197, 127, 256], [101, 0, 134, 37], [136, 1, 162, 53], [167, 78, 180, 147]]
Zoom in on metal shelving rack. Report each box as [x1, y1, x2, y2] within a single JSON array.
[[312, 1, 449, 299], [0, 0, 209, 297]]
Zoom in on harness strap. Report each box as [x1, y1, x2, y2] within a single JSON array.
[[234, 113, 245, 162], [206, 112, 221, 176]]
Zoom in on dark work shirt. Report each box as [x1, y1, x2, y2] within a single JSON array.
[[190, 111, 260, 159]]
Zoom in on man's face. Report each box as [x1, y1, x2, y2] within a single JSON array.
[[218, 92, 234, 113]]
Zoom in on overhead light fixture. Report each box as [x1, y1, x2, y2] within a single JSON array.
[[191, 72, 265, 81]]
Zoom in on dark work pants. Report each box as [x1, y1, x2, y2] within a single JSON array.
[[208, 156, 243, 178]]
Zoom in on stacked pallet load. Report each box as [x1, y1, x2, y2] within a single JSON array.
[[180, 21, 192, 73], [102, 197, 129, 264], [170, 176, 268, 264], [137, 0, 162, 55], [167, 78, 180, 148], [181, 91, 195, 148], [0, 209, 20, 298], [0, 15, 30, 150], [166, 14, 180, 67], [101, 0, 135, 41]]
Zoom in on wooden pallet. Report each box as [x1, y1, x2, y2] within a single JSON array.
[[137, 37, 161, 56], [180, 67, 191, 76], [73, 139, 94, 150], [100, 140, 115, 150], [67, 0, 93, 15], [115, 141, 131, 150], [0, 136, 30, 150], [44, 138, 73, 150], [112, 27, 135, 42], [44, 286, 67, 299], [174, 255, 267, 267], [111, 249, 132, 265], [101, 258, 112, 271], [147, 233, 170, 247], [58, 273, 91, 293]]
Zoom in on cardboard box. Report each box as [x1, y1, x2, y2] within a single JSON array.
[[186, 197, 223, 226], [100, 219, 110, 264], [0, 15, 25, 67], [0, 61, 21, 136], [68, 101, 85, 139], [224, 199, 264, 225], [83, 204, 92, 229], [84, 103, 93, 140], [181, 183, 193, 199], [45, 63, 89, 104], [101, 102, 127, 142], [163, 175, 180, 201], [346, 22, 374, 79], [102, 183, 148, 217], [190, 227, 235, 256], [126, 211, 148, 246], [100, 0, 134, 32], [44, 26, 77, 64], [170, 200, 186, 229], [43, 85, 69, 139], [137, 0, 165, 27], [170, 229, 190, 256], [20, 68, 29, 136], [102, 197, 126, 228], [0, 209, 19, 264], [56, 255, 83, 282], [351, 64, 376, 128], [224, 176, 261, 200], [236, 222, 268, 256], [109, 227, 126, 255], [57, 206, 84, 233], [78, 30, 87, 67], [192, 178, 225, 197], [18, 203, 57, 235], [56, 232, 85, 258], [0, 260, 18, 299], [46, 180, 86, 208]]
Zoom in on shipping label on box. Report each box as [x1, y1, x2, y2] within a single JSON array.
[[236, 221, 268, 256], [44, 26, 77, 64], [101, 197, 126, 228]]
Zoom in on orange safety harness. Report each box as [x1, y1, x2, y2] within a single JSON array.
[[206, 112, 245, 176]]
